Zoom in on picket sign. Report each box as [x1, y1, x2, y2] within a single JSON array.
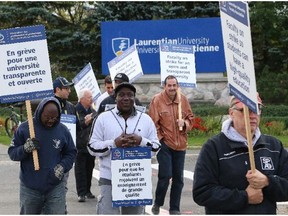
[[243, 106, 256, 172], [177, 88, 183, 131], [25, 100, 39, 170]]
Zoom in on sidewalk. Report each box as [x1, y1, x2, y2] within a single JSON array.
[[0, 143, 99, 215]]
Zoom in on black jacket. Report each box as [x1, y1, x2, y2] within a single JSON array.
[[54, 96, 76, 115], [75, 102, 96, 153], [193, 132, 288, 214]]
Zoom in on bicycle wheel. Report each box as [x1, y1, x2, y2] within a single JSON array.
[[5, 117, 18, 138]]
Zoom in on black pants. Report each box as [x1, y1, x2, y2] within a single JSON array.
[[74, 152, 95, 196]]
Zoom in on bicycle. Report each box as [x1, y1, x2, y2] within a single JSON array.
[[5, 102, 24, 138]]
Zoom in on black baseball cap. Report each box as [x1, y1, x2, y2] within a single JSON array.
[[53, 77, 74, 90], [114, 82, 136, 95], [114, 73, 129, 82]]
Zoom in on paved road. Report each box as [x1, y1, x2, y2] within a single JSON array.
[[1, 144, 287, 215]]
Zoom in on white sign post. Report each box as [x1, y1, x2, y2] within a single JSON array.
[[60, 114, 76, 146], [108, 44, 143, 83], [73, 63, 101, 103], [220, 1, 258, 172], [159, 43, 196, 131], [159, 43, 196, 88], [0, 25, 53, 103], [111, 147, 152, 207], [0, 25, 54, 171], [220, 1, 259, 114]]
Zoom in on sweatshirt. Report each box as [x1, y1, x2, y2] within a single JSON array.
[[8, 97, 77, 193]]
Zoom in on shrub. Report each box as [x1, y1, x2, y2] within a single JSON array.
[[0, 117, 6, 136], [192, 104, 228, 117], [260, 120, 288, 136], [189, 115, 223, 137]]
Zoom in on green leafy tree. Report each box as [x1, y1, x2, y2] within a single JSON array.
[[250, 2, 288, 104], [3, 2, 288, 104]]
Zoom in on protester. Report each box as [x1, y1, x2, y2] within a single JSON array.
[[8, 97, 77, 214], [95, 75, 114, 112], [149, 75, 194, 215], [53, 76, 76, 115], [74, 88, 97, 202], [97, 73, 142, 115], [53, 76, 76, 213], [193, 94, 288, 214], [88, 82, 161, 214]]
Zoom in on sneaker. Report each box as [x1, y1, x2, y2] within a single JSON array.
[[169, 210, 181, 215], [78, 196, 86, 202], [152, 204, 160, 215], [85, 192, 96, 199]]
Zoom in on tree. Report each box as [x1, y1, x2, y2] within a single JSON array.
[[2, 2, 287, 103], [250, 2, 288, 104]]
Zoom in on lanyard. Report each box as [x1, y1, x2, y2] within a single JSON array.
[[110, 110, 142, 134]]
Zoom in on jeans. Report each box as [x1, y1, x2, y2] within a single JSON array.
[[96, 185, 145, 215], [154, 141, 186, 211], [20, 181, 65, 214]]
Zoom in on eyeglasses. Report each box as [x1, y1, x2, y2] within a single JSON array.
[[43, 115, 59, 121], [233, 106, 262, 114]]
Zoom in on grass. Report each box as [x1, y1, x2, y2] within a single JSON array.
[[1, 133, 288, 149], [0, 135, 11, 146], [188, 135, 288, 149]]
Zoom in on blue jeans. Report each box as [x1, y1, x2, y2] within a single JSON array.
[[20, 181, 65, 214], [154, 141, 186, 212]]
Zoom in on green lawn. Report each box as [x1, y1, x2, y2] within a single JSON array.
[[0, 135, 11, 146], [1, 134, 288, 149], [188, 135, 288, 149]]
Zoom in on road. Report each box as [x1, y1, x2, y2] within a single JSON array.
[[0, 144, 287, 215]]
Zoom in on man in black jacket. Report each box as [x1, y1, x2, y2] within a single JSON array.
[[74, 88, 96, 202], [53, 76, 76, 115], [97, 73, 142, 115], [193, 93, 288, 214], [53, 76, 76, 213]]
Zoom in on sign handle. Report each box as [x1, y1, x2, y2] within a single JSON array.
[[177, 88, 183, 131], [25, 100, 40, 171], [243, 105, 255, 173]]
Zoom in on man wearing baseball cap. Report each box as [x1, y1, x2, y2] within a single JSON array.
[[88, 82, 160, 214], [53, 76, 76, 214], [97, 73, 142, 115], [193, 93, 288, 214]]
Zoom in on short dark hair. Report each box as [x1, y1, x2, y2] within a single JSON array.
[[164, 75, 178, 85], [104, 75, 112, 84]]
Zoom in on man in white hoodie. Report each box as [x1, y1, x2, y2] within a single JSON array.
[[88, 82, 161, 214]]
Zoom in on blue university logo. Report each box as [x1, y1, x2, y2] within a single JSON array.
[[112, 38, 130, 56], [112, 149, 122, 160], [0, 33, 4, 41]]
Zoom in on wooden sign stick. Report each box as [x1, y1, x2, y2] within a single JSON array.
[[243, 105, 255, 173], [177, 88, 183, 131], [25, 100, 40, 171]]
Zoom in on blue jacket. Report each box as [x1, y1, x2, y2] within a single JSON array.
[[8, 97, 77, 193]]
